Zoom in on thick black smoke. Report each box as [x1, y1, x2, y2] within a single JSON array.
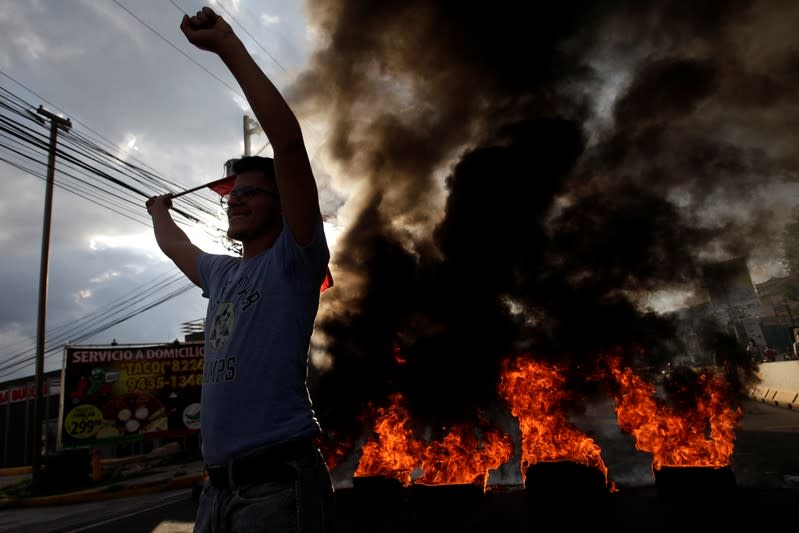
[[295, 0, 799, 446]]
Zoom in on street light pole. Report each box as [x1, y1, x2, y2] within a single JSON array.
[[31, 106, 71, 486]]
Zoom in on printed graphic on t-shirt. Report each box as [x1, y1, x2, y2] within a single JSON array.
[[208, 301, 235, 353], [204, 356, 236, 384]]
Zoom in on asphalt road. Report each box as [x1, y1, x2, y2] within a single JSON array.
[[3, 399, 798, 533], [0, 489, 196, 533]]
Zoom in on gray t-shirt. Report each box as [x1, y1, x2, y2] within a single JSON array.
[[196, 219, 329, 465]]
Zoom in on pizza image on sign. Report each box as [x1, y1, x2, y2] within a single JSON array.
[[98, 392, 167, 438]]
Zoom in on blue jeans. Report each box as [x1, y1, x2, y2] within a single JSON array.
[[194, 447, 335, 533]]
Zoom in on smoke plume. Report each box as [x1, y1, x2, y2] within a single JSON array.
[[293, 0, 799, 446]]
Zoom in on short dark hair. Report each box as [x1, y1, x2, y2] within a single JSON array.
[[232, 156, 276, 181]]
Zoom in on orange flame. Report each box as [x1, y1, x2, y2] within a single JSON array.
[[606, 356, 742, 470], [345, 350, 740, 488], [354, 393, 423, 486], [498, 355, 608, 483], [416, 421, 514, 488], [354, 393, 513, 490]]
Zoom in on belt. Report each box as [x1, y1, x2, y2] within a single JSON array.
[[205, 437, 316, 489]]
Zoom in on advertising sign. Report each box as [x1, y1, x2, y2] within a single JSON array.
[[60, 342, 203, 448], [0, 379, 60, 404]]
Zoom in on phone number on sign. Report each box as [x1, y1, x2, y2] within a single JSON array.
[[126, 373, 201, 392]]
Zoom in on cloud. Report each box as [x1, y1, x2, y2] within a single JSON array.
[[0, 1, 318, 380]]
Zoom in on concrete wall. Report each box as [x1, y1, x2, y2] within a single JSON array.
[[749, 360, 799, 409]]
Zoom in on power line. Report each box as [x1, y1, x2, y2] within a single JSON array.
[[0, 251, 200, 379], [0, 155, 152, 227], [166, 0, 189, 17], [0, 73, 225, 227], [0, 277, 197, 380], [0, 85, 234, 378], [0, 0, 284, 374], [0, 86, 234, 248], [0, 269, 184, 363], [110, 0, 245, 98], [167, 0, 285, 73], [0, 91, 222, 227], [213, 0, 286, 72], [1, 73, 159, 176]]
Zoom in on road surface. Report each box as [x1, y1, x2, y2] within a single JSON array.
[[2, 399, 797, 532]]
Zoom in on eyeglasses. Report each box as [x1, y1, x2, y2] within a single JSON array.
[[220, 186, 276, 210]]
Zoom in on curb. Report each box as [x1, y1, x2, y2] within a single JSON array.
[[0, 466, 32, 476], [749, 385, 799, 410], [0, 455, 152, 478], [0, 473, 202, 509]]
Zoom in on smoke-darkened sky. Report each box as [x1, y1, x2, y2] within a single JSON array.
[[296, 0, 799, 441]]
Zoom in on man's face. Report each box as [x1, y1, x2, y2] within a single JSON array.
[[225, 170, 281, 241]]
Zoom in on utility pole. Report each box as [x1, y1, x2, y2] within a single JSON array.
[[243, 114, 268, 157], [243, 114, 258, 156], [32, 106, 71, 486]]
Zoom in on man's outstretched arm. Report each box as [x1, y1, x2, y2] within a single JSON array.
[[181, 7, 321, 246], [146, 194, 203, 286]]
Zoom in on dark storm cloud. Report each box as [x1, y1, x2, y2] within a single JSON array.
[[297, 0, 799, 441]]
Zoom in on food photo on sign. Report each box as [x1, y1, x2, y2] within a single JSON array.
[[58, 341, 203, 448]]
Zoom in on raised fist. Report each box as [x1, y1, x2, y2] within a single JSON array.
[[187, 6, 219, 30], [180, 6, 234, 53]]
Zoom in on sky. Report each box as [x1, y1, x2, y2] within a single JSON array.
[[2, 0, 799, 448], [0, 0, 341, 381]]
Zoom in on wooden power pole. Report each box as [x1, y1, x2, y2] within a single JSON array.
[[31, 106, 71, 486]]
